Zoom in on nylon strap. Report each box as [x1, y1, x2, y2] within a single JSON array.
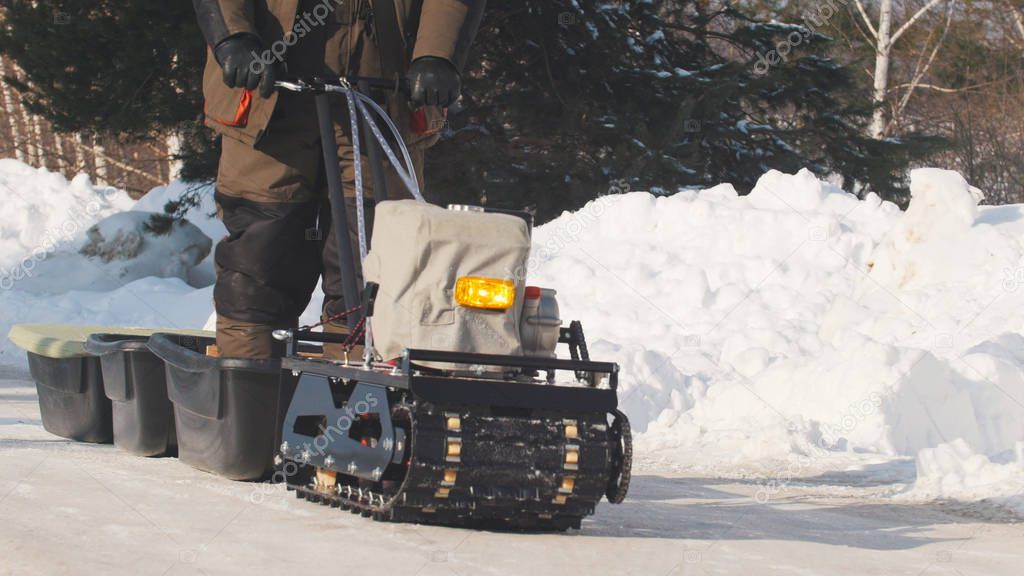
[[342, 85, 425, 359]]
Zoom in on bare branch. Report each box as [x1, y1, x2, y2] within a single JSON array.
[[895, 0, 955, 117], [852, 0, 879, 39], [891, 83, 984, 93], [897, 0, 958, 117], [891, 0, 947, 45], [889, 75, 1010, 94]]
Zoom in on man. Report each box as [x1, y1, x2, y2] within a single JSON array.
[[191, 0, 485, 358]]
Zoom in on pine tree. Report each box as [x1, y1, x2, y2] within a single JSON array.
[[1, 0, 944, 220], [429, 0, 943, 221]]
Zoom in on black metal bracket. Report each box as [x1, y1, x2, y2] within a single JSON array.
[[362, 282, 379, 317], [559, 321, 596, 386], [400, 348, 618, 391], [281, 374, 397, 481]]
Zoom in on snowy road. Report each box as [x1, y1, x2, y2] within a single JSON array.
[[1, 370, 1019, 576]]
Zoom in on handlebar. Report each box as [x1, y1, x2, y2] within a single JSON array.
[[275, 75, 409, 95]]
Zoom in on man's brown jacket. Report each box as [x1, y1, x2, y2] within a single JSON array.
[[192, 0, 484, 145]]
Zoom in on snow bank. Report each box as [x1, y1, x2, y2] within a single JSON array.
[[0, 161, 218, 295], [3, 159, 1023, 512], [11, 212, 212, 294], [0, 159, 134, 286], [902, 439, 1024, 514], [531, 168, 1024, 485], [0, 161, 217, 366], [129, 180, 225, 288], [868, 168, 1010, 290]]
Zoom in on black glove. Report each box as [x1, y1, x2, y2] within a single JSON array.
[[213, 34, 277, 99], [406, 56, 461, 107]]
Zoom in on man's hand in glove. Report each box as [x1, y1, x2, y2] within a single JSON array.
[[407, 56, 461, 107], [214, 34, 277, 99]]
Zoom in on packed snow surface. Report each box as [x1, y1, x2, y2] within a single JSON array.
[[1, 160, 1022, 514]]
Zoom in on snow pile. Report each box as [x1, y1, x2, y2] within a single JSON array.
[[3, 159, 1024, 512], [0, 161, 220, 296], [0, 161, 218, 365], [869, 168, 1010, 290], [11, 212, 213, 294], [903, 439, 1024, 514], [531, 168, 1024, 482], [0, 159, 134, 288]]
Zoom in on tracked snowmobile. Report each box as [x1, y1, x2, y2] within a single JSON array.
[[270, 77, 631, 531]]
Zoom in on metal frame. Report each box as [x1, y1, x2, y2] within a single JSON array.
[[277, 75, 409, 331], [282, 343, 620, 414], [283, 346, 618, 387], [400, 348, 618, 390]]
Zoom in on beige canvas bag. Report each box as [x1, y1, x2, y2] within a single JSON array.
[[364, 201, 531, 361]]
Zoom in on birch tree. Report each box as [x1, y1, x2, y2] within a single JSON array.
[[52, 133, 66, 174], [92, 137, 109, 185], [853, 0, 954, 138], [31, 113, 44, 165], [166, 133, 182, 181], [1009, 0, 1024, 43]]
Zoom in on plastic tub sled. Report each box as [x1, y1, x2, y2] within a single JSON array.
[[85, 333, 205, 457], [8, 324, 115, 443], [147, 333, 299, 481], [7, 324, 211, 450]]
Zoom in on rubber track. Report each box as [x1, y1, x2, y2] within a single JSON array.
[[605, 409, 632, 504], [283, 402, 614, 531]]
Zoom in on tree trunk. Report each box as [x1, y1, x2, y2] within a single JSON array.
[[31, 114, 45, 166], [53, 133, 66, 174], [1011, 3, 1024, 43], [17, 105, 35, 164], [166, 132, 183, 180], [93, 138, 109, 185], [13, 70, 37, 165], [870, 0, 894, 139], [0, 56, 27, 163], [72, 133, 86, 174]]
